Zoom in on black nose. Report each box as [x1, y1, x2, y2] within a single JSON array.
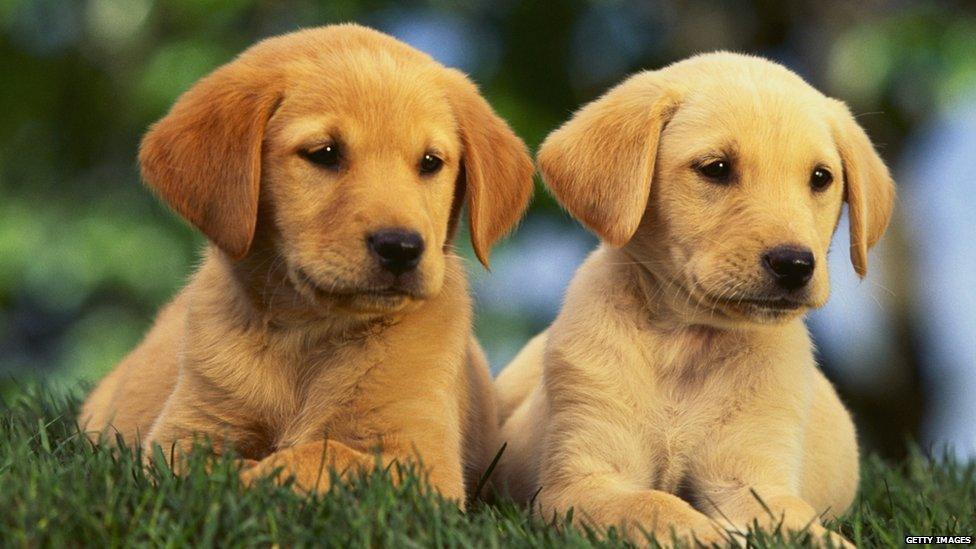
[[762, 246, 815, 290], [367, 229, 425, 275]]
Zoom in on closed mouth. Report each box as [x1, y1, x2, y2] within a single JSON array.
[[707, 293, 806, 312], [293, 268, 417, 301], [686, 277, 807, 314]]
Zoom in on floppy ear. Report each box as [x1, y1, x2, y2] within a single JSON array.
[[537, 73, 679, 246], [829, 100, 896, 278], [139, 58, 281, 260], [441, 69, 534, 267]]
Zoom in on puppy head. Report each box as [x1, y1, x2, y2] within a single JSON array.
[[538, 52, 894, 325], [140, 25, 532, 316]]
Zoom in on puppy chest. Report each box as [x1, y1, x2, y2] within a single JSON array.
[[270, 354, 442, 450], [632, 336, 759, 489], [233, 348, 371, 442], [639, 390, 744, 493], [231, 364, 413, 459], [640, 409, 702, 492]]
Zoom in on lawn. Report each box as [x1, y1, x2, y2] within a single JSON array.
[[1, 384, 973, 548]]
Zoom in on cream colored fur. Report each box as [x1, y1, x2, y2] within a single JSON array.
[[495, 52, 895, 546]]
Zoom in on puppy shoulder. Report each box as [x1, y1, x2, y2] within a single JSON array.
[[546, 248, 648, 375], [557, 247, 646, 331]]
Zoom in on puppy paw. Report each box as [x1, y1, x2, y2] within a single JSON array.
[[652, 511, 731, 546], [806, 524, 856, 549], [238, 450, 331, 493], [237, 461, 277, 488], [688, 520, 733, 547], [822, 530, 856, 549]]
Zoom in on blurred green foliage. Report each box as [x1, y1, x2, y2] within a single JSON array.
[[1, 0, 975, 457]]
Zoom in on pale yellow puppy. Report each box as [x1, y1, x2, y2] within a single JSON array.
[[79, 25, 535, 504], [495, 52, 895, 545]]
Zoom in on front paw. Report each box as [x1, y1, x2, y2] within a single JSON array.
[[239, 451, 331, 493], [237, 459, 273, 487], [718, 517, 854, 548], [238, 461, 273, 488], [813, 527, 856, 549], [648, 504, 731, 546], [778, 524, 854, 549], [683, 517, 732, 547], [239, 457, 291, 486]]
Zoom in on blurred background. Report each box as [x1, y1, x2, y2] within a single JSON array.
[[1, 0, 974, 461]]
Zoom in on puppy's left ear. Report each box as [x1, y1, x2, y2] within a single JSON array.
[[441, 69, 534, 267], [829, 100, 896, 278]]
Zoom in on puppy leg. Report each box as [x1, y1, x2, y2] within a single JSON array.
[[239, 440, 377, 493], [494, 332, 547, 425], [538, 411, 726, 543], [240, 440, 467, 506], [142, 386, 256, 472], [539, 474, 727, 544], [701, 486, 853, 548], [462, 337, 502, 497], [142, 431, 256, 474], [696, 437, 854, 547], [531, 345, 728, 544], [697, 374, 858, 547], [799, 369, 860, 520], [79, 365, 126, 442], [142, 433, 255, 474], [80, 292, 187, 445]]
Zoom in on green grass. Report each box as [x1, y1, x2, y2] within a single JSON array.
[[1, 385, 973, 548]]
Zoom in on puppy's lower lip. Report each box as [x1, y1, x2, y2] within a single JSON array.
[[362, 288, 412, 297], [294, 268, 417, 299], [703, 291, 806, 311], [725, 296, 805, 310], [744, 298, 804, 310]]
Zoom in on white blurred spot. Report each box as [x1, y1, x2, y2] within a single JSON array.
[[86, 0, 153, 46]]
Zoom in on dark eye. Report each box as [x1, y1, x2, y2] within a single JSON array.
[[301, 143, 341, 170], [419, 153, 443, 175], [697, 159, 732, 182], [810, 166, 833, 191]]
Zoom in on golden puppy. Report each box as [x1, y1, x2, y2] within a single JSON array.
[[79, 24, 533, 504], [494, 52, 894, 545]]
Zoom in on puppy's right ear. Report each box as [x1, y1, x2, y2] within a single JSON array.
[[537, 73, 679, 246], [139, 57, 281, 260]]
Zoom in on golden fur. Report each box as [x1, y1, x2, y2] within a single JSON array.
[[79, 24, 534, 504], [494, 52, 894, 545]]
